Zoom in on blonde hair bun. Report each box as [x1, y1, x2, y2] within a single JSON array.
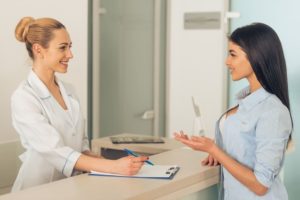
[[15, 17, 35, 42]]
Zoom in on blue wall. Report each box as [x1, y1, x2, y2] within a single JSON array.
[[229, 1, 300, 199]]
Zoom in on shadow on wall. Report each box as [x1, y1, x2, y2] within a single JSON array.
[[0, 140, 24, 195], [284, 67, 300, 199]]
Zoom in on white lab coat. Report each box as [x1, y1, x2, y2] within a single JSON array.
[[11, 70, 89, 191]]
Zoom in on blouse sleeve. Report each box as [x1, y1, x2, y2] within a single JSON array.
[[11, 89, 81, 177], [254, 107, 292, 187]]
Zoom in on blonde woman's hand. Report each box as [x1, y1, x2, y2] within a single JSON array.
[[113, 155, 148, 176]]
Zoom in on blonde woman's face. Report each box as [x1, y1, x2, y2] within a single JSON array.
[[42, 28, 73, 73], [225, 41, 255, 81]]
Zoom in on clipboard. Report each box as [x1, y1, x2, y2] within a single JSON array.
[[89, 165, 180, 180]]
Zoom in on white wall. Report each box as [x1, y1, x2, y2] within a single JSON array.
[[166, 0, 228, 137], [0, 0, 88, 142]]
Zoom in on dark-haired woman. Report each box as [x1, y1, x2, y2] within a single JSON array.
[[175, 23, 293, 200]]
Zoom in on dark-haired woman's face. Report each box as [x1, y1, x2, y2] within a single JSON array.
[[226, 41, 255, 82]]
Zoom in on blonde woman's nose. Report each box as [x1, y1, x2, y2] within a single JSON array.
[[66, 49, 73, 59]]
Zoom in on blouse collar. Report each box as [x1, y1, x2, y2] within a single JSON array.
[[236, 86, 271, 111]]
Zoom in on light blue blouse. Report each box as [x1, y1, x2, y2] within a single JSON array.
[[215, 87, 292, 200]]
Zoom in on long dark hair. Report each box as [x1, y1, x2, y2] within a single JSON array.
[[229, 23, 293, 138]]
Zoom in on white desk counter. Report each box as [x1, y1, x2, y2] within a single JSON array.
[[0, 135, 219, 200]]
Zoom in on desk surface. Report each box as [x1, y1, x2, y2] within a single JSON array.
[[0, 135, 219, 200]]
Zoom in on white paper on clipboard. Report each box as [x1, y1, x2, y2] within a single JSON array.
[[89, 165, 180, 180]]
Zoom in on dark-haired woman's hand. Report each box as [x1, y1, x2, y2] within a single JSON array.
[[174, 131, 216, 154], [201, 154, 219, 166]]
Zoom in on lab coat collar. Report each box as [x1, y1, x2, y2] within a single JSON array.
[[27, 70, 79, 127], [55, 78, 75, 118], [27, 70, 73, 98], [27, 70, 51, 99]]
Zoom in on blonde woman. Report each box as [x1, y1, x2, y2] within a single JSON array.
[[12, 17, 148, 191]]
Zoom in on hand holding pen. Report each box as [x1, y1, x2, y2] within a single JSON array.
[[113, 152, 149, 175], [124, 148, 154, 166]]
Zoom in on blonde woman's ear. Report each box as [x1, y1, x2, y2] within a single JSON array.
[[32, 43, 44, 59]]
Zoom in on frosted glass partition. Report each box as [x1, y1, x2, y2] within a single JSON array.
[[98, 0, 166, 137]]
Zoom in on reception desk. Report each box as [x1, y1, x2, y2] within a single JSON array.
[[91, 133, 186, 156], [0, 134, 219, 200]]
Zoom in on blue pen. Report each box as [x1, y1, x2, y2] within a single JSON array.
[[124, 148, 154, 166]]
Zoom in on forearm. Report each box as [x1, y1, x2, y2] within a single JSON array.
[[174, 133, 269, 195], [82, 150, 102, 158], [74, 153, 148, 176], [74, 154, 115, 173], [210, 146, 268, 196]]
